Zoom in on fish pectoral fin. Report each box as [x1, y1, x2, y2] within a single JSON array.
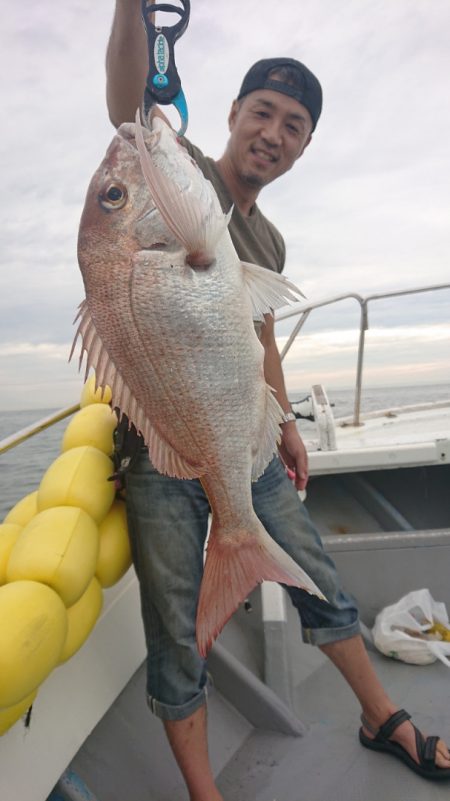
[[135, 111, 228, 261], [251, 387, 284, 481], [147, 427, 204, 479], [196, 519, 327, 657], [241, 261, 306, 321]]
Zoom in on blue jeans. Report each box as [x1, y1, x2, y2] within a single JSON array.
[[125, 453, 360, 721]]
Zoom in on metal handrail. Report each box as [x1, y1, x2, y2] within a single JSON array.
[[275, 282, 450, 426], [0, 404, 80, 456], [1, 284, 448, 453]]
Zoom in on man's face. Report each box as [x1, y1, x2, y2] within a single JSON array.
[[226, 88, 313, 190]]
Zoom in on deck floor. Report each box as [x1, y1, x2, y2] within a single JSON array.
[[65, 644, 450, 801], [57, 457, 450, 801], [217, 640, 450, 801]]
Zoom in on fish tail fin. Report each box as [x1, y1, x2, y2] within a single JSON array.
[[196, 518, 326, 657]]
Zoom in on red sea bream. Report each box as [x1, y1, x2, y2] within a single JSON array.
[[73, 114, 325, 656]]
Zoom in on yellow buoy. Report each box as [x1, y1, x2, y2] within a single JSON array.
[[80, 374, 112, 408], [7, 506, 99, 607], [61, 403, 117, 455], [0, 581, 67, 708], [96, 500, 132, 588], [0, 689, 37, 736], [4, 490, 38, 527], [37, 446, 115, 524], [0, 523, 22, 586], [59, 577, 103, 663]]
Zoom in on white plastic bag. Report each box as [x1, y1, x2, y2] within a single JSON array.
[[372, 588, 450, 667]]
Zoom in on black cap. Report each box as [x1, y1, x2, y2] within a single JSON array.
[[237, 57, 322, 131]]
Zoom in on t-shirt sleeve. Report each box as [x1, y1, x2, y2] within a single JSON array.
[[178, 136, 203, 163]]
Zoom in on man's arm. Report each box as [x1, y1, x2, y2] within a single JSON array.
[[260, 313, 309, 492], [106, 1, 149, 127], [106, 2, 174, 130]]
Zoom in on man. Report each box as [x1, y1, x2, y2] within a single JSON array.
[[106, 4, 450, 799]]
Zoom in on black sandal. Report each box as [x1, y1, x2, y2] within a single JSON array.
[[359, 709, 450, 781]]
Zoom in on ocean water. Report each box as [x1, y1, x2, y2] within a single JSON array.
[[0, 412, 71, 522], [1, 383, 449, 521]]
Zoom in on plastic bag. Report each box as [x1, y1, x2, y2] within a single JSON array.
[[372, 588, 450, 667]]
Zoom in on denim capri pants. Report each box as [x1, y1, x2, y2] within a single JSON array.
[[125, 452, 360, 721]]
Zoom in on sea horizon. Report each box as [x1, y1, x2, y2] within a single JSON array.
[[1, 378, 449, 416], [1, 381, 449, 521]]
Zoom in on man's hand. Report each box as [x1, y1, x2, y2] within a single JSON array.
[[278, 421, 309, 492]]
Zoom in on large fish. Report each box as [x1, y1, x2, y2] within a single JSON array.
[[73, 114, 325, 656]]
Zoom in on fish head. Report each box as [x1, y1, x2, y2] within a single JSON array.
[[77, 123, 181, 293]]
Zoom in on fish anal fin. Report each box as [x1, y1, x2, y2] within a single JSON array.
[[241, 261, 306, 321], [196, 519, 326, 657], [251, 387, 284, 481], [146, 425, 204, 479]]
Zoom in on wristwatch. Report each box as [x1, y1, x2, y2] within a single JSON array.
[[282, 411, 297, 424]]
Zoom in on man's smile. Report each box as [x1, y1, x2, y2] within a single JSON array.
[[250, 146, 277, 164]]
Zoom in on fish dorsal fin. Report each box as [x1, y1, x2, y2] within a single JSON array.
[[71, 300, 204, 480], [251, 386, 284, 480], [241, 261, 305, 321], [71, 300, 153, 441], [135, 111, 229, 259]]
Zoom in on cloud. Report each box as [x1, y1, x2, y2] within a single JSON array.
[[0, 346, 83, 411], [0, 342, 71, 359], [1, 0, 449, 410], [278, 322, 450, 392]]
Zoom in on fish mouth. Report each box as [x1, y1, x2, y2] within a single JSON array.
[[117, 122, 142, 147], [137, 239, 183, 255], [135, 199, 181, 254], [137, 238, 184, 256], [140, 243, 179, 252]]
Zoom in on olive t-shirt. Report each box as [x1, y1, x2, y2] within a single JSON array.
[[181, 138, 286, 274]]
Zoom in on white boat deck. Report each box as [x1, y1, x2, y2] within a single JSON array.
[[277, 284, 450, 476], [301, 398, 450, 475]]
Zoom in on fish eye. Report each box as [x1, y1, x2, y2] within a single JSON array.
[[99, 183, 127, 210]]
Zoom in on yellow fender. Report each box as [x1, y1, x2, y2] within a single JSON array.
[[0, 523, 22, 586], [7, 506, 99, 607], [0, 375, 131, 730], [80, 374, 112, 408], [37, 446, 115, 524], [59, 577, 104, 663], [4, 490, 38, 527], [0, 689, 37, 736], [61, 404, 118, 456], [96, 500, 132, 588], [0, 581, 67, 708]]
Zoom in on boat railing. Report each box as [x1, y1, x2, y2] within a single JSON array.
[[1, 283, 449, 456], [275, 282, 450, 426], [0, 405, 80, 456]]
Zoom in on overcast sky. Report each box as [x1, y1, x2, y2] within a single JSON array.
[[1, 0, 449, 411]]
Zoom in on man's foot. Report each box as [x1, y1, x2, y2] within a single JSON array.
[[360, 709, 450, 778]]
